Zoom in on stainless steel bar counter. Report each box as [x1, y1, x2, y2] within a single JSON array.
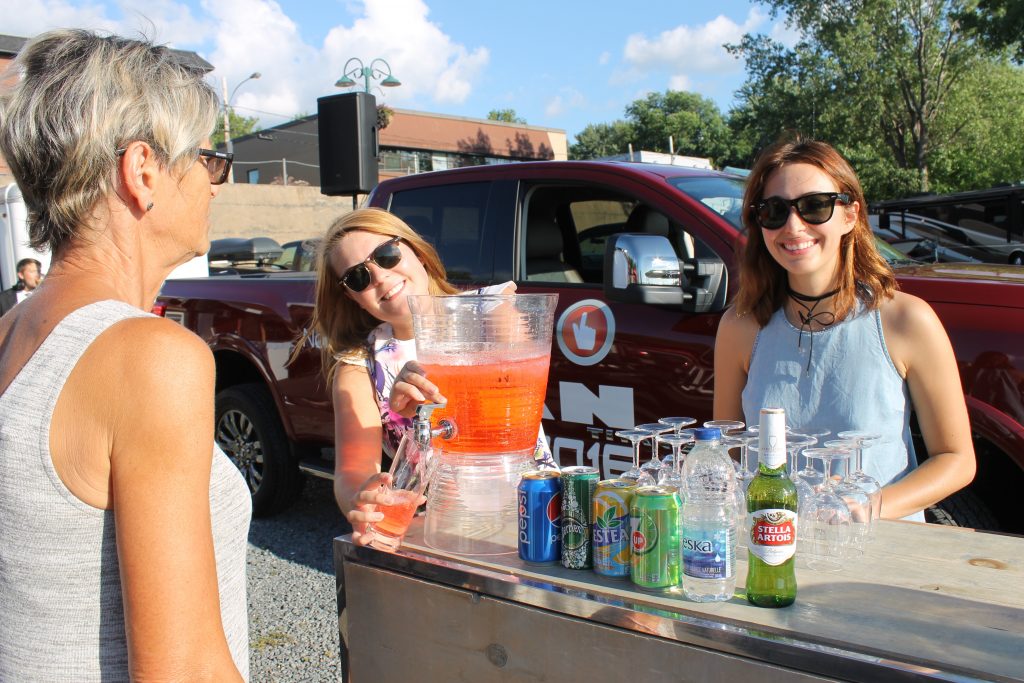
[[334, 519, 1024, 682]]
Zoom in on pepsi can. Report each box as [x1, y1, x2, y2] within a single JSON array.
[[518, 470, 562, 564]]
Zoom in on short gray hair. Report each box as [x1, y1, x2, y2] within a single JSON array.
[[0, 29, 220, 253]]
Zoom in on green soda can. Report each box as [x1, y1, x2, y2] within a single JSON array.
[[630, 485, 682, 591], [592, 479, 636, 578], [561, 466, 599, 569]]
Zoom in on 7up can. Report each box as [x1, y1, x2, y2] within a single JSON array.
[[592, 479, 636, 578], [561, 466, 599, 569], [630, 485, 682, 591]]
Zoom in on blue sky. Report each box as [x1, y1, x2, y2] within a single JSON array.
[[4, 0, 799, 141]]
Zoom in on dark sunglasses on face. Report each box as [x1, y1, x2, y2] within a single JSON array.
[[754, 191, 851, 230], [114, 146, 234, 185], [338, 237, 403, 292]]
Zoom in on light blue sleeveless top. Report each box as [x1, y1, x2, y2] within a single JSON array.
[[741, 301, 925, 522]]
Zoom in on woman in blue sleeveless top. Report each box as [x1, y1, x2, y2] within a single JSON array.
[[714, 137, 975, 521]]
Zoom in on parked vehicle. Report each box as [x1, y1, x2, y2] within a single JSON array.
[[868, 213, 981, 264], [871, 185, 1024, 266], [157, 161, 1024, 534]]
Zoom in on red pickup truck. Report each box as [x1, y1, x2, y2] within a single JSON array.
[[158, 161, 1024, 533]]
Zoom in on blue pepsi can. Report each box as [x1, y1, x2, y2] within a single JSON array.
[[518, 470, 562, 564]]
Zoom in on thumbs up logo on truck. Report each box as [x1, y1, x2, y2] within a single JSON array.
[[557, 299, 616, 366]]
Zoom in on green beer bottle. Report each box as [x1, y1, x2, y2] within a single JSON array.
[[746, 407, 798, 608]]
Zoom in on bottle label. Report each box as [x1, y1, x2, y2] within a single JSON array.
[[682, 526, 734, 579], [748, 508, 797, 565]]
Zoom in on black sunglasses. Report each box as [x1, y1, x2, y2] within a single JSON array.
[[338, 237, 403, 292], [754, 191, 851, 230], [114, 146, 234, 185]]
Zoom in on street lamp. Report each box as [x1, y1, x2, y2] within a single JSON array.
[[334, 57, 401, 93], [221, 71, 261, 183]]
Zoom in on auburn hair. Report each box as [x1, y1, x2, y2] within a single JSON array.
[[735, 136, 896, 327]]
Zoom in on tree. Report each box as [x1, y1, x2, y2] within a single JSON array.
[[487, 108, 526, 124], [212, 109, 259, 149], [569, 121, 634, 159], [959, 0, 1024, 62], [625, 91, 733, 164], [730, 0, 984, 193]]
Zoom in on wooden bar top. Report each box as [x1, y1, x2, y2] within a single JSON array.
[[344, 518, 1024, 681]]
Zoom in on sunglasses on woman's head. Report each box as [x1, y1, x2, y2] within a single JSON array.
[[754, 191, 851, 230], [338, 237, 403, 292]]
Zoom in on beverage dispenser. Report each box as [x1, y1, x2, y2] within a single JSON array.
[[408, 293, 558, 555]]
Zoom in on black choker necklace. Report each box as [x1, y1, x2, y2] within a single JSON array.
[[787, 286, 839, 371]]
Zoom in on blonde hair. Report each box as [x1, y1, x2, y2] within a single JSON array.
[[0, 29, 219, 253], [303, 208, 458, 383], [736, 135, 896, 327]]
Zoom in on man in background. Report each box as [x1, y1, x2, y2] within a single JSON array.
[[0, 258, 42, 317]]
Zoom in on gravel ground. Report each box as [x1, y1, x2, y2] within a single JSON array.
[[247, 477, 351, 682]]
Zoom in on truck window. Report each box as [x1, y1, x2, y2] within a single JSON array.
[[521, 184, 717, 284], [388, 182, 493, 282]]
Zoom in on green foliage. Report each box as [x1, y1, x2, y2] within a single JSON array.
[[958, 0, 1024, 62], [487, 108, 526, 124], [212, 109, 260, 148], [728, 0, 1012, 196], [625, 91, 733, 164], [569, 120, 634, 159]]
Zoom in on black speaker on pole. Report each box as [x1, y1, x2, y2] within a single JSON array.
[[317, 91, 379, 196]]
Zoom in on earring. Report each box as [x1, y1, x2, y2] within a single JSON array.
[[146, 202, 154, 211]]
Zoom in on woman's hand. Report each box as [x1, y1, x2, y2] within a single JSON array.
[[389, 360, 445, 418], [347, 472, 427, 549], [347, 472, 390, 546]]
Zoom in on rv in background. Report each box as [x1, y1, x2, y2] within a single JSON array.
[[871, 184, 1024, 266], [1, 183, 50, 290]]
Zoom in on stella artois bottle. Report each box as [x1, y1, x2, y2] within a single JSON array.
[[746, 407, 798, 607]]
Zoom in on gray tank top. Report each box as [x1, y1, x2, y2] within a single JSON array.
[[741, 302, 924, 522], [0, 300, 251, 681]]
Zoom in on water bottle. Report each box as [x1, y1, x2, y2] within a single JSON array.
[[681, 427, 738, 602]]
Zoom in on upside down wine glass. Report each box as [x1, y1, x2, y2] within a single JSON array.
[[636, 422, 672, 486], [837, 431, 884, 536], [615, 429, 648, 482], [658, 416, 697, 472], [803, 448, 853, 572], [656, 432, 692, 491]]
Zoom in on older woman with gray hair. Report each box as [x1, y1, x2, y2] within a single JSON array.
[[0, 30, 249, 681]]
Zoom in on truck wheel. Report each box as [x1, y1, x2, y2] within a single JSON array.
[[215, 383, 304, 517], [925, 489, 999, 531], [1009, 251, 1023, 266]]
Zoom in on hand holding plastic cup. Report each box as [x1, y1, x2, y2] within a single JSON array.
[[366, 433, 439, 552]]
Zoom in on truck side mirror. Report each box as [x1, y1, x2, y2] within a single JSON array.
[[602, 233, 726, 312]]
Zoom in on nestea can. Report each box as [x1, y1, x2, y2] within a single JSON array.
[[560, 466, 599, 569], [630, 485, 682, 591], [592, 479, 636, 578], [517, 470, 562, 565]]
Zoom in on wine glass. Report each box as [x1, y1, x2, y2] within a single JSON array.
[[656, 433, 691, 491], [657, 416, 696, 471], [836, 431, 884, 535], [793, 430, 830, 493], [829, 452, 872, 557], [636, 422, 672, 486], [802, 448, 853, 572], [704, 419, 744, 436], [614, 429, 648, 482]]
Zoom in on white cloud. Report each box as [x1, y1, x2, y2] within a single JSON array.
[[321, 0, 488, 106], [668, 74, 691, 91], [770, 20, 802, 49], [0, 0, 120, 38], [544, 87, 585, 118], [598, 51, 610, 66], [623, 8, 766, 75]]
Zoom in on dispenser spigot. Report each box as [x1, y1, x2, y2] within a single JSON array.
[[412, 402, 457, 449]]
